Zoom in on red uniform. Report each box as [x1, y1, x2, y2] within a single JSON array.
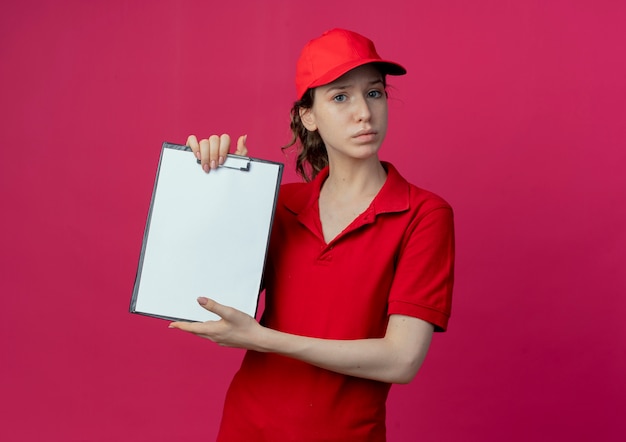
[[217, 162, 455, 441]]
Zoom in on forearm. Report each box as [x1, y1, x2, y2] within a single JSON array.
[[254, 315, 434, 384], [170, 300, 435, 384]]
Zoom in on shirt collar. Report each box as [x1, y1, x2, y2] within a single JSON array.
[[283, 161, 410, 216]]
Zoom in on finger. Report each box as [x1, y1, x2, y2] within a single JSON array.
[[235, 134, 248, 156], [186, 135, 200, 160], [197, 296, 233, 320], [218, 134, 231, 165], [199, 138, 211, 173], [169, 320, 202, 332], [168, 319, 220, 337], [208, 134, 222, 170]]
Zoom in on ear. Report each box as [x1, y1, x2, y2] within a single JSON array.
[[299, 107, 317, 131]]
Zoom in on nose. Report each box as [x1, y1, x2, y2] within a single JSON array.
[[354, 96, 372, 122]]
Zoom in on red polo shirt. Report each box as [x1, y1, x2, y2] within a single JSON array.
[[217, 162, 454, 442]]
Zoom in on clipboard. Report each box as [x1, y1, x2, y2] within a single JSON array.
[[130, 142, 283, 322]]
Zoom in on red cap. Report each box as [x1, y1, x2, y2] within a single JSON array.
[[295, 28, 406, 100]]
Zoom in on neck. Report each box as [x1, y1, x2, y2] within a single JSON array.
[[322, 156, 387, 200]]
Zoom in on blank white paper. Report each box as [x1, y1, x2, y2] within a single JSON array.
[[131, 145, 282, 322]]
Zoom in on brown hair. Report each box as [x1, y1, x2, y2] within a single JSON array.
[[282, 88, 327, 182]]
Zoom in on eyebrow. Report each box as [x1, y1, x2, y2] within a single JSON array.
[[324, 78, 384, 93]]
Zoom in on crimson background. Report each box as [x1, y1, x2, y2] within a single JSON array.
[[1, 1, 625, 441]]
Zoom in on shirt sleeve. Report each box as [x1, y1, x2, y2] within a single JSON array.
[[387, 204, 455, 332]]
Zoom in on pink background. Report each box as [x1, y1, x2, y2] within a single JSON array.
[[1, 1, 625, 441]]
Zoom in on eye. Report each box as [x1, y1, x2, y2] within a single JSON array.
[[333, 94, 347, 102], [368, 90, 383, 98]]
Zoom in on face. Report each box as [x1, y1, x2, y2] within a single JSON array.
[[300, 64, 388, 163]]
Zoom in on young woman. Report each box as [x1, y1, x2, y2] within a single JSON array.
[[171, 28, 455, 441]]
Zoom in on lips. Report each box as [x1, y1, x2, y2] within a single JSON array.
[[353, 129, 377, 138], [352, 129, 378, 144]]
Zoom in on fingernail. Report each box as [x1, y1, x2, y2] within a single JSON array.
[[203, 164, 209, 173], [219, 155, 225, 165], [197, 297, 208, 305], [210, 160, 216, 169], [195, 151, 200, 160]]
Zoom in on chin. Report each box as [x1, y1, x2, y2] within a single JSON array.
[[348, 147, 381, 160]]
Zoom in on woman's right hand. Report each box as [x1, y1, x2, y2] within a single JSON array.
[[186, 134, 249, 173]]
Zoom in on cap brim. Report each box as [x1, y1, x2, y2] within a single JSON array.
[[307, 59, 407, 91]]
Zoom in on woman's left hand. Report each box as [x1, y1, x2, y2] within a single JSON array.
[[169, 297, 263, 349]]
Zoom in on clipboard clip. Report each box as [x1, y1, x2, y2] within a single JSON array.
[[196, 154, 251, 171]]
